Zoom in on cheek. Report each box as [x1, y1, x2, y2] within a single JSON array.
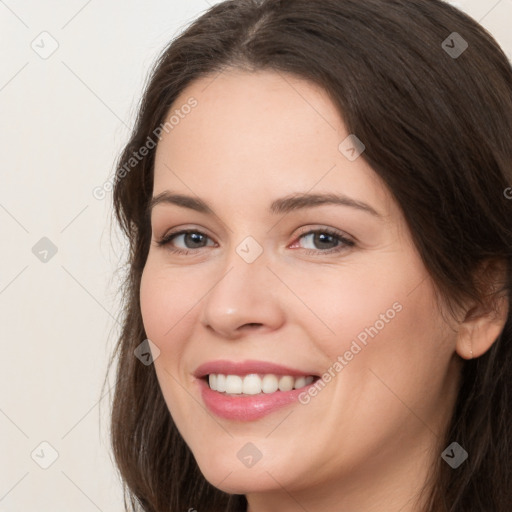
[[139, 261, 201, 340], [139, 262, 199, 423], [139, 260, 210, 403], [295, 260, 408, 356], [139, 262, 193, 394], [302, 255, 449, 408], [328, 276, 451, 425], [308, 244, 435, 358]]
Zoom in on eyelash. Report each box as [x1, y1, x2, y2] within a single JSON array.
[[155, 227, 355, 256]]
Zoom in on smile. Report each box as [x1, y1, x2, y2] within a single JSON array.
[[206, 373, 316, 394], [193, 360, 321, 421]]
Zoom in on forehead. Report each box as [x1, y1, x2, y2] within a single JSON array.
[[152, 69, 393, 218]]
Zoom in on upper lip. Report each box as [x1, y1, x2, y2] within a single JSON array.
[[193, 359, 319, 378]]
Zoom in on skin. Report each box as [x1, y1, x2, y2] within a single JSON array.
[[139, 69, 508, 512]]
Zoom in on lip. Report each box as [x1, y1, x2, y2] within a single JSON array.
[[195, 377, 319, 421], [193, 359, 320, 422], [193, 359, 319, 378]]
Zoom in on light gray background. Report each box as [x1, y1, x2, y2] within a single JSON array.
[[1, 1, 511, 510]]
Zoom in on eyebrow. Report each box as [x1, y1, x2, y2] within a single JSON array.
[[147, 191, 382, 218]]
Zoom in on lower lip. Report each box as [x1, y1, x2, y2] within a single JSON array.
[[196, 377, 317, 421]]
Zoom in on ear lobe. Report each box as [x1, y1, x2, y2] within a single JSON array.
[[455, 259, 510, 360]]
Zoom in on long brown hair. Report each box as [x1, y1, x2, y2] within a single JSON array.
[[105, 1, 512, 510]]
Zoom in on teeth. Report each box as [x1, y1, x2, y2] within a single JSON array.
[[262, 374, 278, 393], [225, 375, 243, 394], [278, 375, 294, 392], [207, 373, 316, 394], [216, 374, 226, 392]]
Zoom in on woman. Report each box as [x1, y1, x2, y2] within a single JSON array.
[[106, 0, 512, 510]]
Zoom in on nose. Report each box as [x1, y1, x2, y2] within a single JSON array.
[[200, 249, 286, 339]]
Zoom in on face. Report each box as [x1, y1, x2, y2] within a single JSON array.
[[140, 69, 461, 503]]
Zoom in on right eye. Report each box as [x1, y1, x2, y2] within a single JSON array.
[[156, 229, 216, 255]]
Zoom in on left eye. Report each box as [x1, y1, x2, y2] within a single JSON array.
[[297, 230, 349, 251]]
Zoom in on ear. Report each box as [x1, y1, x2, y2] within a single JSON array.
[[456, 258, 510, 360]]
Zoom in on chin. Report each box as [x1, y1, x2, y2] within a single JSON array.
[[193, 449, 292, 494], [202, 466, 284, 494]]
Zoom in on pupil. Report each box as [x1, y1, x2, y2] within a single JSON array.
[[186, 232, 205, 248], [315, 233, 336, 249]]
